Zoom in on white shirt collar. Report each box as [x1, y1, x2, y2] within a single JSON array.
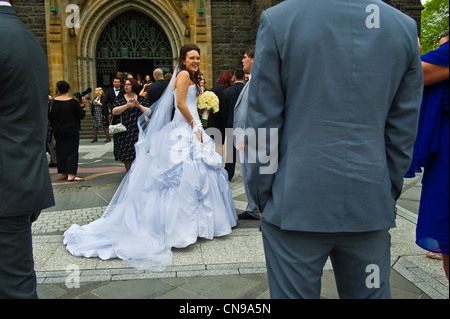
[[0, 2, 12, 6]]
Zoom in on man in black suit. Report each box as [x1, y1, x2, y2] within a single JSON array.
[[103, 77, 124, 116], [146, 68, 168, 106], [0, 0, 55, 298], [223, 70, 246, 181]]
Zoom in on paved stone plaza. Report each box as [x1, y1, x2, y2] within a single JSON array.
[[34, 140, 449, 299]]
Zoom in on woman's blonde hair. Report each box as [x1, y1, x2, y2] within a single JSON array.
[[95, 87, 105, 97]]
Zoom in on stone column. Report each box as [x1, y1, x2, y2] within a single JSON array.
[[189, 0, 213, 84]]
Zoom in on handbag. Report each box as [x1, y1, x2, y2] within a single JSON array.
[[108, 114, 127, 134]]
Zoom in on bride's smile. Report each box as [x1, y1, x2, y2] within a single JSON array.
[[184, 50, 200, 73]]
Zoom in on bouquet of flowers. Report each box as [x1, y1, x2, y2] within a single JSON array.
[[197, 91, 219, 127]]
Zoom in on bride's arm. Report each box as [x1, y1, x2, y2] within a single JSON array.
[[175, 70, 195, 128]]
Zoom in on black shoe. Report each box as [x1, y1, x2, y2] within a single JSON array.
[[238, 211, 259, 220], [104, 139, 111, 143], [90, 139, 97, 143]]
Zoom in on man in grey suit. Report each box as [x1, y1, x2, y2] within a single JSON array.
[[246, 0, 423, 298], [0, 0, 55, 298], [233, 45, 260, 220]]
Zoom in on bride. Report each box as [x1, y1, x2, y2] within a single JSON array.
[[63, 44, 237, 271]]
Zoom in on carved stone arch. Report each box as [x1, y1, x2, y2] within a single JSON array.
[[76, 0, 188, 90]]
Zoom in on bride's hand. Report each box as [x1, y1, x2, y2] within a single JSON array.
[[192, 121, 203, 143]]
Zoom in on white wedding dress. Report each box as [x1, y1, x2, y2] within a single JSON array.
[[63, 84, 237, 271]]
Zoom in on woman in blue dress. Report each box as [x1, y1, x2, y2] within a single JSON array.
[[407, 31, 449, 279]]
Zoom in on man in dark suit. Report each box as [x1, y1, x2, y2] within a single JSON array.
[[103, 77, 124, 116], [146, 68, 168, 106], [0, 0, 55, 298], [246, 0, 423, 298], [223, 69, 245, 181]]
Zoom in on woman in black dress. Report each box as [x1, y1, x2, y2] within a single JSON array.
[[49, 81, 86, 182], [111, 78, 149, 171]]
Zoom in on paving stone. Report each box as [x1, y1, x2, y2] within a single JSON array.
[[34, 141, 447, 299]]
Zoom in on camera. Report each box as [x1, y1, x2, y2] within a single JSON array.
[[74, 87, 92, 102]]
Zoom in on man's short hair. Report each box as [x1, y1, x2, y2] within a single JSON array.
[[234, 69, 245, 81], [245, 45, 255, 59]]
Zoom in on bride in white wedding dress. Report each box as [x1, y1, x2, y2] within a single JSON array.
[[63, 44, 237, 271]]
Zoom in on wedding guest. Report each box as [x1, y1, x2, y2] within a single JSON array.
[[47, 95, 58, 167], [246, 1, 423, 298], [49, 81, 86, 182], [103, 77, 123, 114], [112, 78, 148, 171], [0, 0, 54, 299], [91, 87, 111, 143], [223, 69, 246, 181], [144, 74, 152, 84], [198, 73, 207, 92], [146, 68, 168, 106], [136, 73, 144, 89], [209, 71, 234, 155], [233, 45, 259, 220], [139, 81, 150, 98], [164, 72, 173, 82], [408, 31, 449, 279]]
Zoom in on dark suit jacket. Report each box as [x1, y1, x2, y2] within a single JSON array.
[[223, 81, 245, 129], [209, 83, 227, 143], [146, 79, 168, 105], [104, 88, 123, 113], [0, 5, 54, 216]]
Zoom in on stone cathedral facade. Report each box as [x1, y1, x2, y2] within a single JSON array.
[[11, 0, 423, 94]]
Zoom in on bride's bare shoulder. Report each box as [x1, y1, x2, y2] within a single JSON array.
[[174, 70, 190, 89]]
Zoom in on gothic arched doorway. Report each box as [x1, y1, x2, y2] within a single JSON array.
[[95, 10, 174, 89]]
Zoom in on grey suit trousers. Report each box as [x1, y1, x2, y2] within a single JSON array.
[[239, 149, 259, 218], [261, 219, 391, 299]]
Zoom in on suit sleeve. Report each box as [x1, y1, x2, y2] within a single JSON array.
[[101, 96, 109, 117], [385, 35, 423, 200], [245, 11, 285, 212]]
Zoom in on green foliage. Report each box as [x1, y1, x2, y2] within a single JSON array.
[[420, 0, 449, 54]]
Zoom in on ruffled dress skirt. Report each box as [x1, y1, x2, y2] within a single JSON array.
[[63, 118, 237, 271]]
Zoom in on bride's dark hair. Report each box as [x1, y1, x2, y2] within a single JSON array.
[[177, 44, 202, 96]]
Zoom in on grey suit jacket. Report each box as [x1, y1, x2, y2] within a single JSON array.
[[233, 79, 251, 147], [245, 0, 423, 232], [0, 5, 55, 216]]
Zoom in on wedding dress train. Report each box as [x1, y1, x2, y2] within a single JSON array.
[[63, 84, 237, 271]]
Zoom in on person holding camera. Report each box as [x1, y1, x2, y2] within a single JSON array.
[[48, 81, 86, 182], [111, 78, 148, 171]]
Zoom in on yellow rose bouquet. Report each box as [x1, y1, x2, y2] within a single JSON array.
[[197, 91, 219, 126]]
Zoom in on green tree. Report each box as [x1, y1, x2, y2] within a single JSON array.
[[420, 0, 449, 54]]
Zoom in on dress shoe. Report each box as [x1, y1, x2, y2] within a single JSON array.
[[238, 211, 259, 220]]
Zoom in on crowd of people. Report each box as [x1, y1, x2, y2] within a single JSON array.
[[0, 0, 448, 300]]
